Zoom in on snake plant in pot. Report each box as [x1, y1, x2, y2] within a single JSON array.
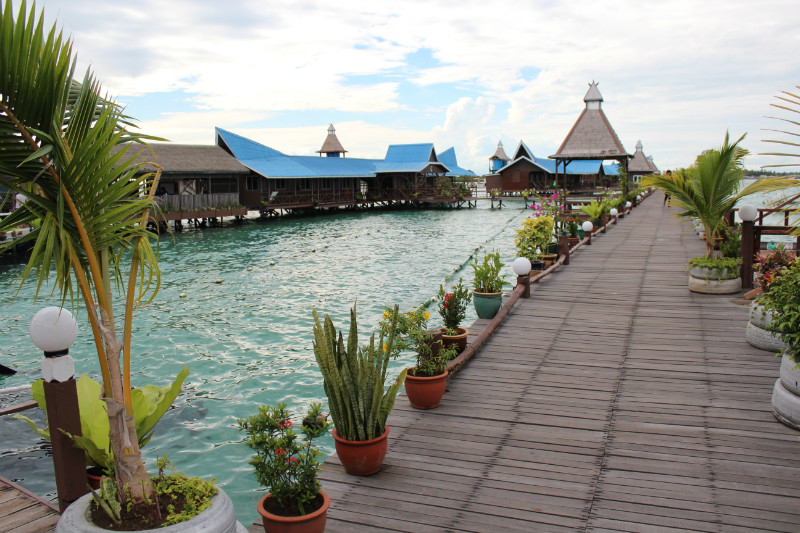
[[312, 305, 407, 475]]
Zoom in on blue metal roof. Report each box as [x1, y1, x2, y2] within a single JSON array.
[[384, 143, 436, 163], [439, 147, 475, 176], [216, 128, 472, 179]]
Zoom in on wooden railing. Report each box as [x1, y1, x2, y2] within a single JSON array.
[[154, 193, 240, 212]]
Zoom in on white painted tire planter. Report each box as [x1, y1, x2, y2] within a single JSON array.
[[56, 489, 247, 533], [780, 353, 800, 396], [772, 378, 800, 431], [746, 323, 787, 352], [746, 301, 788, 352], [688, 275, 741, 294]]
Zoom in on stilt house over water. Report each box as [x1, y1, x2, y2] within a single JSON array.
[[628, 140, 659, 182], [550, 81, 632, 189], [487, 81, 640, 194]]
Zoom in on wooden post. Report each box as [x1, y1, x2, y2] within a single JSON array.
[[517, 274, 531, 298], [741, 219, 755, 290], [558, 234, 570, 266], [42, 376, 87, 512]]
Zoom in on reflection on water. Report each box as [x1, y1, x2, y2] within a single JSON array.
[[0, 203, 527, 525]]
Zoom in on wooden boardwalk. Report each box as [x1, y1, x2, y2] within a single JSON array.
[[0, 475, 59, 533], [318, 197, 800, 532]]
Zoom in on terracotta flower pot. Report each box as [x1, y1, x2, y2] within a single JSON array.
[[257, 491, 330, 533], [405, 369, 448, 409], [332, 425, 389, 476], [440, 327, 468, 354]]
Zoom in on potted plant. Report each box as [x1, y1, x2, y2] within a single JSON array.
[[0, 5, 242, 529], [238, 403, 331, 533], [746, 247, 795, 351], [311, 305, 407, 476], [759, 260, 800, 429], [515, 216, 554, 270], [642, 132, 795, 294], [470, 250, 508, 319], [578, 199, 607, 227], [566, 218, 580, 247], [437, 278, 472, 353], [385, 307, 459, 409]]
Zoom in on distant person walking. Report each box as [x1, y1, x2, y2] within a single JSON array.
[[662, 170, 673, 206]]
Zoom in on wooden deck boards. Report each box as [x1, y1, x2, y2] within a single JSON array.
[[317, 197, 800, 532], [0, 476, 59, 533]]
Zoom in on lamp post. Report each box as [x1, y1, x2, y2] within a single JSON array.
[[582, 221, 594, 245], [29, 307, 87, 512], [609, 208, 618, 224], [512, 257, 532, 298], [739, 203, 758, 290]]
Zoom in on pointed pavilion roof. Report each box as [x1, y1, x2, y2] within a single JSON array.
[[490, 141, 510, 162], [551, 81, 630, 161], [628, 140, 656, 174], [317, 124, 348, 156]]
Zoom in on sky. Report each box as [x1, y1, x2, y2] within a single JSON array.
[[11, 0, 800, 174]]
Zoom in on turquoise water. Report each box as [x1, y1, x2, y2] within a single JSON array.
[[0, 202, 528, 525]]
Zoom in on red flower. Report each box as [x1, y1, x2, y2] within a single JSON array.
[[275, 448, 285, 456], [287, 457, 299, 464]]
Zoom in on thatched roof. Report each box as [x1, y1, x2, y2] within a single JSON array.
[[125, 143, 250, 175], [628, 140, 656, 173], [317, 124, 348, 155], [551, 82, 630, 160], [490, 141, 510, 162]]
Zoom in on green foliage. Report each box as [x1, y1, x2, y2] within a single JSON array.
[[238, 403, 330, 515], [14, 367, 188, 468], [89, 476, 121, 524], [719, 224, 741, 259], [515, 216, 554, 259], [312, 305, 407, 442], [381, 306, 457, 377], [756, 245, 796, 290], [578, 199, 608, 221], [152, 457, 217, 526], [760, 85, 800, 168], [642, 132, 796, 258], [760, 260, 800, 362], [617, 165, 631, 198], [471, 250, 507, 293], [437, 278, 471, 332]]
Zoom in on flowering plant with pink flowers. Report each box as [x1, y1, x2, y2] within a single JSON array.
[[238, 402, 330, 516], [528, 191, 566, 231]]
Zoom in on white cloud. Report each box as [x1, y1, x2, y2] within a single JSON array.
[[16, 0, 800, 172]]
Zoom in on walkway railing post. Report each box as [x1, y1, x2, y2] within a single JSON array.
[[558, 234, 570, 266], [582, 221, 594, 246], [739, 204, 758, 290], [29, 308, 88, 513]]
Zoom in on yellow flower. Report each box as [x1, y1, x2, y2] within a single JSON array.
[[383, 342, 388, 353], [383, 311, 389, 319], [424, 311, 430, 320]]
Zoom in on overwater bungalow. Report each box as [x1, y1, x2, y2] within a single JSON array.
[[215, 126, 475, 215], [487, 81, 638, 195], [124, 143, 250, 226], [628, 140, 659, 183]]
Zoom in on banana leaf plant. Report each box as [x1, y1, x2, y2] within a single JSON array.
[[0, 0, 167, 513], [14, 367, 188, 469]]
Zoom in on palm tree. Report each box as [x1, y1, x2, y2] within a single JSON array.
[[642, 132, 795, 258], [0, 0, 164, 515], [761, 85, 800, 168]]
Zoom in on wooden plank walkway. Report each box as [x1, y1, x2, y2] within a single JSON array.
[[318, 196, 800, 532], [0, 475, 59, 533]]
